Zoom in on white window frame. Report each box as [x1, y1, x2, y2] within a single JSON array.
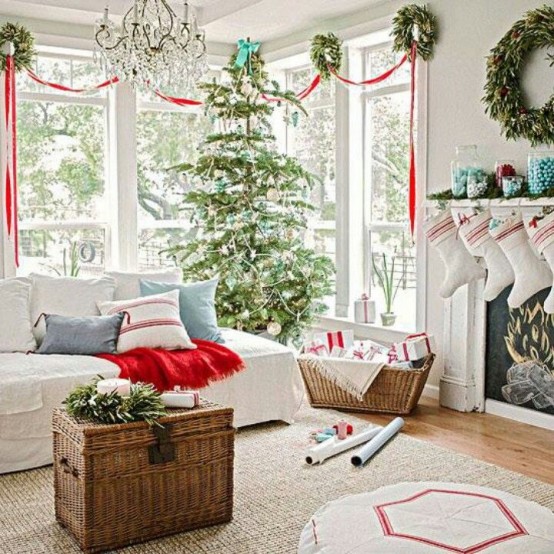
[[284, 64, 336, 265], [15, 50, 113, 272], [281, 34, 427, 336], [361, 42, 415, 327], [135, 93, 198, 270]]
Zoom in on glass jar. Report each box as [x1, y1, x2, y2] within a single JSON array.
[[528, 149, 554, 196], [451, 145, 485, 198], [495, 159, 516, 188], [502, 175, 524, 198]]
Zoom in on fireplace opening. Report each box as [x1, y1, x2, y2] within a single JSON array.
[[485, 286, 554, 416]]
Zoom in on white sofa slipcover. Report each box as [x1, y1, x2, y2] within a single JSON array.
[[0, 328, 303, 474]]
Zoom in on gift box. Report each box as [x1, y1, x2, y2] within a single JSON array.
[[354, 294, 376, 324], [304, 339, 329, 357], [345, 340, 388, 362], [389, 333, 435, 362], [330, 346, 348, 358], [313, 330, 354, 352]]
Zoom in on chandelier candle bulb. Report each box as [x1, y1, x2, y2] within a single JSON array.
[[96, 378, 131, 397]]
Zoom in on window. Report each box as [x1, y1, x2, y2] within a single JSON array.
[[281, 34, 419, 331], [285, 66, 337, 292], [136, 95, 212, 269], [17, 51, 109, 277], [363, 45, 416, 330]]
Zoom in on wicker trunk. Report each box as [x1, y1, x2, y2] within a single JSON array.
[[298, 354, 435, 415], [52, 401, 234, 553]]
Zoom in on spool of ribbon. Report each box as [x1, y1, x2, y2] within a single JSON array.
[[235, 39, 261, 74]]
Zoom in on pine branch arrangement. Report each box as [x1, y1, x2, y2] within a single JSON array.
[[310, 33, 343, 80], [0, 22, 36, 72], [167, 50, 334, 344], [482, 5, 554, 145], [64, 376, 166, 426], [392, 4, 438, 61]]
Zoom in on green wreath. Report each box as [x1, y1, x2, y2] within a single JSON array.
[[64, 376, 167, 426], [310, 33, 343, 81], [392, 4, 437, 61], [0, 22, 36, 72], [483, 5, 554, 146]]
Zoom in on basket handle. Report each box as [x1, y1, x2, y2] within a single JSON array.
[[59, 457, 79, 478]]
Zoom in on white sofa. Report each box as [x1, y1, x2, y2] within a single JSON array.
[[0, 272, 304, 474]]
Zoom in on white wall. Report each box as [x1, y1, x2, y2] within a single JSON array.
[[424, 0, 553, 385]]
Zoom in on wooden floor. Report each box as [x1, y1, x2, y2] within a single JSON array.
[[351, 397, 554, 485]]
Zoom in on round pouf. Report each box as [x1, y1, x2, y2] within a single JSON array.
[[298, 482, 554, 553]]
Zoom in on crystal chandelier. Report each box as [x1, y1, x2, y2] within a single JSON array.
[[95, 1, 208, 91]]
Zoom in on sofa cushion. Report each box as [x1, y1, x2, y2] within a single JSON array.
[[30, 274, 116, 343], [140, 278, 224, 343], [0, 278, 36, 353], [105, 269, 182, 301], [97, 290, 196, 352], [37, 313, 126, 355]]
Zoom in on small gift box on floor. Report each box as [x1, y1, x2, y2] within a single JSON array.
[[390, 333, 435, 362]]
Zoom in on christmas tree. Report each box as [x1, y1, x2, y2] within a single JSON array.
[[169, 45, 334, 343]]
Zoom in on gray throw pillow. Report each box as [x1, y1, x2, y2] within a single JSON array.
[[36, 313, 125, 355]]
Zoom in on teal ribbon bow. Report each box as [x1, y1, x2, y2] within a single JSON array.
[[235, 39, 261, 74]]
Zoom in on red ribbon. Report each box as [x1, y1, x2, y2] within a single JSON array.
[[408, 41, 417, 238], [26, 69, 119, 92], [26, 69, 321, 107], [329, 53, 408, 86], [262, 74, 322, 103], [4, 55, 18, 266], [153, 90, 203, 106]]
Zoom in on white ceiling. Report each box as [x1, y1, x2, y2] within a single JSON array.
[[0, 0, 389, 45]]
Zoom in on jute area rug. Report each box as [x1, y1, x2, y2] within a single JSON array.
[[1, 403, 553, 554]]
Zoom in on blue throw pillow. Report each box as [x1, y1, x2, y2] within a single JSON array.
[[139, 278, 224, 343], [36, 313, 125, 355]]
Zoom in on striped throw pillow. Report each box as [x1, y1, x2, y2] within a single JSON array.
[[97, 289, 196, 353]]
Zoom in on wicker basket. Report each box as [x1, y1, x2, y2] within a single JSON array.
[[52, 400, 234, 553], [298, 354, 435, 415]]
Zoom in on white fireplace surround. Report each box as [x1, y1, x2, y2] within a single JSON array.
[[428, 198, 554, 431]]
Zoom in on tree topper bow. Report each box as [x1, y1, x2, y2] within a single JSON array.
[[235, 39, 261, 74]]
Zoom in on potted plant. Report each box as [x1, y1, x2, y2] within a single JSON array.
[[371, 252, 402, 327]]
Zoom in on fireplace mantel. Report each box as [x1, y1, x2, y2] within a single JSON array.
[[424, 197, 554, 430]]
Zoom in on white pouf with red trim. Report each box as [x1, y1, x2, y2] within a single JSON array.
[[298, 482, 554, 553]]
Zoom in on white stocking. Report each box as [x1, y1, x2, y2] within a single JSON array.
[[489, 213, 552, 309], [424, 211, 486, 299], [456, 209, 515, 301], [526, 211, 554, 313]]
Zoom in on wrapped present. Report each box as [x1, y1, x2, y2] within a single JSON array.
[[330, 346, 348, 358], [389, 333, 435, 362], [304, 339, 329, 357], [354, 294, 376, 324], [313, 330, 354, 352], [345, 340, 388, 362]]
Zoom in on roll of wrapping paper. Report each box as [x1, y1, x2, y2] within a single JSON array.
[[350, 417, 404, 467], [305, 426, 383, 465]]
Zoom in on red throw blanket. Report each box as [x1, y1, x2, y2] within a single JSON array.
[[97, 340, 245, 392]]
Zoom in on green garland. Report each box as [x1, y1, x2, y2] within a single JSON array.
[[483, 5, 554, 146], [64, 376, 166, 426], [392, 4, 438, 61], [0, 22, 36, 72], [310, 32, 343, 80]]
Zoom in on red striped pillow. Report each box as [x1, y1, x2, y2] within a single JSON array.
[[97, 290, 195, 353]]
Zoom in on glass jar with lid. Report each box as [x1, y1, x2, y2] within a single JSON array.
[[528, 148, 554, 196], [451, 145, 485, 198]]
